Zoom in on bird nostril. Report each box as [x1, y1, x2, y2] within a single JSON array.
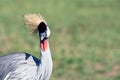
[[38, 22, 47, 33]]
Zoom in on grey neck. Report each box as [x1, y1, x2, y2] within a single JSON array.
[[37, 39, 53, 80]]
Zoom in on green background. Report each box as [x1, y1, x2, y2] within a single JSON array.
[[0, 0, 120, 80]]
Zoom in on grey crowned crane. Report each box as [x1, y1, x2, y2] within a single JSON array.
[[0, 14, 53, 80]]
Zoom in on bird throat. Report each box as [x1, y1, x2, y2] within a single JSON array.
[[40, 39, 48, 52]]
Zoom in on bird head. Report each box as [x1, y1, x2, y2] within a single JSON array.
[[38, 22, 50, 41], [24, 14, 51, 41], [24, 14, 51, 51]]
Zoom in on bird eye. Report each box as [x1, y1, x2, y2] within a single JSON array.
[[38, 22, 47, 33]]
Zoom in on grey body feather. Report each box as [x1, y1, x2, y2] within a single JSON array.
[[0, 47, 52, 80], [0, 52, 38, 80]]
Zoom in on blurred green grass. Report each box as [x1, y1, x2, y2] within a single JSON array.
[[0, 0, 120, 80]]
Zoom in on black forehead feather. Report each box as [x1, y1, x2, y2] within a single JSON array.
[[38, 22, 47, 33]]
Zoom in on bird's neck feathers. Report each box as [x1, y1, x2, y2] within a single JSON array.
[[39, 39, 53, 79]]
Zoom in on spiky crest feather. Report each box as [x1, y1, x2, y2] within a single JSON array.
[[24, 14, 47, 33]]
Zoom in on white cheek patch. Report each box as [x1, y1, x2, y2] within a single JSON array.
[[47, 27, 50, 37]]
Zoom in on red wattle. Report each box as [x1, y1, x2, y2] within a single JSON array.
[[40, 40, 48, 51]]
